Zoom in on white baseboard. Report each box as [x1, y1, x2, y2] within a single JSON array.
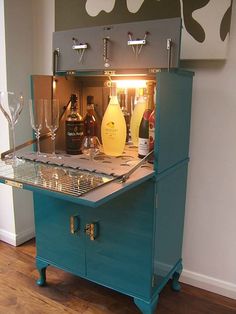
[[0, 228, 16, 246], [0, 227, 35, 246], [15, 227, 35, 246], [180, 269, 236, 300], [154, 261, 236, 299]]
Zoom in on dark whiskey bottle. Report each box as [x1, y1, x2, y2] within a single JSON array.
[[65, 94, 83, 154], [83, 95, 97, 136]]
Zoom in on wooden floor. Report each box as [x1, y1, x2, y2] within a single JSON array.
[[0, 239, 235, 314]]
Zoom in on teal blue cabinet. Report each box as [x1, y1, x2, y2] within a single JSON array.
[[31, 69, 193, 314], [0, 68, 193, 313], [34, 194, 86, 277], [85, 180, 155, 299]]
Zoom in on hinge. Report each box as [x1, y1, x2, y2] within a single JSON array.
[[149, 68, 160, 74], [5, 180, 23, 189], [66, 71, 76, 75], [104, 70, 116, 76]]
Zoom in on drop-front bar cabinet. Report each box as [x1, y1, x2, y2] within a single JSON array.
[[0, 18, 193, 314]]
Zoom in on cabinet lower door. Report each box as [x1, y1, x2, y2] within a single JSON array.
[[85, 181, 155, 300], [33, 193, 85, 276]]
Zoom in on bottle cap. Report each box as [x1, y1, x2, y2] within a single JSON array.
[[70, 94, 77, 103], [70, 94, 78, 109], [87, 95, 94, 104]]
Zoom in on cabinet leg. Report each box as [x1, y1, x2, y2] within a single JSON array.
[[36, 259, 49, 286], [134, 295, 159, 314], [171, 270, 182, 292]]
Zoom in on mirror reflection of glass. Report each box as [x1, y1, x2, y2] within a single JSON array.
[[29, 99, 44, 157], [44, 99, 61, 158]]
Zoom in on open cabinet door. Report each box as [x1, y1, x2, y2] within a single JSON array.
[[156, 70, 194, 173]]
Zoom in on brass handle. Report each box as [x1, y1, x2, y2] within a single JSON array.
[[85, 223, 99, 241], [70, 215, 80, 235]]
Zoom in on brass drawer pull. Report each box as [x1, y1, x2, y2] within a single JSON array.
[[85, 223, 99, 241], [70, 215, 80, 235]]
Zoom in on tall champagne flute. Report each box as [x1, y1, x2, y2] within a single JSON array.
[[0, 91, 24, 164], [29, 99, 44, 156], [44, 99, 60, 158]]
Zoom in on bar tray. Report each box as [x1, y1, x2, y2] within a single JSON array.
[[0, 147, 152, 197], [0, 159, 115, 197]]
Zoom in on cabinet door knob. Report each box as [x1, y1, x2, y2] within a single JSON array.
[[85, 222, 99, 241], [70, 215, 80, 235]]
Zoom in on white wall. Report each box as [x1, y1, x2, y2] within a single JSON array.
[[32, 0, 55, 74], [181, 0, 236, 299], [0, 0, 54, 245], [0, 0, 15, 243]]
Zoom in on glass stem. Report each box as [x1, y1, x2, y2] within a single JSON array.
[[11, 124, 16, 160], [51, 131, 56, 156], [36, 130, 40, 155]]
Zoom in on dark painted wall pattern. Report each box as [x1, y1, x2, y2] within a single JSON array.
[[55, 0, 232, 44]]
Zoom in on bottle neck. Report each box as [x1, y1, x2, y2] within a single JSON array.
[[71, 105, 77, 111], [146, 95, 154, 110], [109, 95, 119, 105], [146, 82, 155, 110], [110, 82, 117, 97], [86, 104, 95, 114]]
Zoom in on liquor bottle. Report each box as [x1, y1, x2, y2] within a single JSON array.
[[101, 82, 126, 156], [149, 106, 156, 152], [84, 95, 97, 136], [148, 106, 156, 163], [130, 88, 146, 146], [138, 82, 155, 158], [65, 93, 83, 154], [119, 92, 130, 143]]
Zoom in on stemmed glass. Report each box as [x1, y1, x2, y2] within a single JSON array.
[[29, 99, 44, 156], [44, 99, 60, 158], [81, 136, 101, 161], [0, 91, 24, 164]]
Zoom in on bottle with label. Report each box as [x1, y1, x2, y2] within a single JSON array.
[[130, 88, 146, 146], [84, 95, 97, 136], [119, 92, 130, 143], [101, 82, 126, 156], [148, 106, 156, 163], [138, 82, 155, 158], [65, 94, 84, 154]]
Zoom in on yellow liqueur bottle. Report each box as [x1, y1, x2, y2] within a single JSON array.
[[101, 83, 126, 156]]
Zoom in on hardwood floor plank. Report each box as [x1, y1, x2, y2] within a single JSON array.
[[0, 239, 235, 314]]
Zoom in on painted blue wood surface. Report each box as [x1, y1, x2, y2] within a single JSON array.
[[34, 194, 86, 276], [155, 70, 193, 173], [85, 179, 155, 300], [153, 164, 188, 290]]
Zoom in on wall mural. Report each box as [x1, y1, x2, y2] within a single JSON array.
[[55, 0, 233, 59]]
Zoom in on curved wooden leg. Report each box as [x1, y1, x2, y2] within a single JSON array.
[[171, 260, 183, 292], [171, 271, 181, 291], [134, 294, 159, 314], [36, 259, 49, 286]]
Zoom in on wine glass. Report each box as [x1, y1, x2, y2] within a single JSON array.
[[0, 91, 24, 164], [29, 99, 44, 156], [81, 136, 101, 161], [44, 99, 60, 158]]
